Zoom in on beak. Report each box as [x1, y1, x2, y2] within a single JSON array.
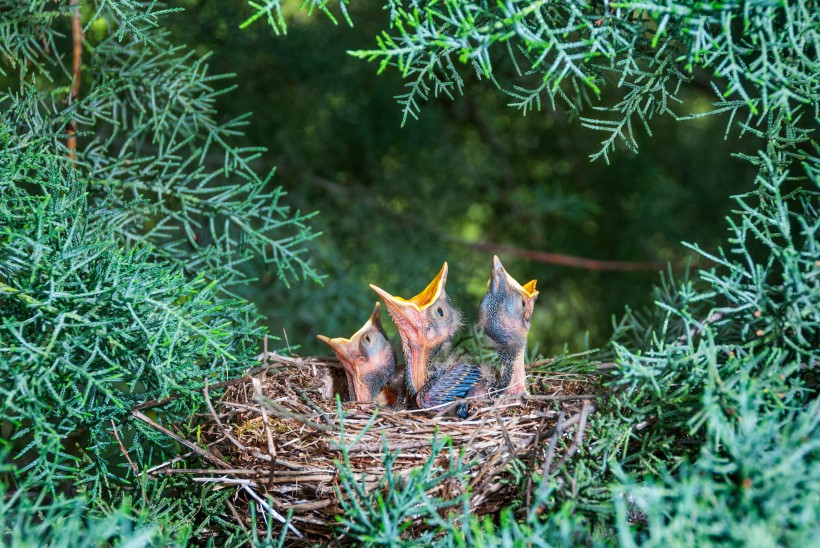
[[316, 333, 351, 357], [367, 302, 382, 330], [489, 255, 539, 299], [370, 262, 448, 327]]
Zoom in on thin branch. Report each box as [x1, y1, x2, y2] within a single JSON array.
[[526, 416, 547, 507], [252, 377, 278, 489], [241, 484, 304, 540], [131, 408, 231, 470], [67, 0, 82, 160], [541, 410, 564, 481], [110, 419, 138, 474], [458, 239, 670, 272], [552, 400, 593, 471]]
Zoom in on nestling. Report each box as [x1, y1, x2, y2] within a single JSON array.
[[317, 302, 400, 404], [371, 263, 479, 411], [478, 255, 539, 396]]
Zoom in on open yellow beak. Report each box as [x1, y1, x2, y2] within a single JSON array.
[[317, 302, 383, 353], [370, 262, 448, 313], [490, 255, 539, 299]]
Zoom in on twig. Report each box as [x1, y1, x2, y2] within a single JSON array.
[[131, 408, 231, 470], [455, 239, 670, 272], [494, 411, 517, 457], [525, 416, 547, 508], [226, 498, 249, 533], [241, 484, 304, 540], [525, 394, 598, 402], [552, 400, 593, 471], [540, 411, 564, 487], [296, 387, 334, 426], [255, 396, 335, 432], [110, 419, 138, 473], [252, 377, 278, 489], [66, 0, 82, 160], [204, 378, 247, 451]]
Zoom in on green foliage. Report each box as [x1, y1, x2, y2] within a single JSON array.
[[241, 0, 352, 34], [0, 447, 230, 547], [348, 0, 817, 160], [1, 0, 318, 539], [613, 360, 819, 546], [1, 0, 817, 544]]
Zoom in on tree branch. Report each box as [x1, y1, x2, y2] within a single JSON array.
[[458, 239, 670, 272], [67, 0, 82, 160]]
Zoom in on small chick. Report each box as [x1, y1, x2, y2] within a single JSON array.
[[478, 255, 539, 396], [371, 262, 481, 414], [370, 262, 462, 403], [317, 302, 398, 403]]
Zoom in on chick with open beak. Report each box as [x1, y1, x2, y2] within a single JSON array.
[[317, 303, 398, 403], [370, 262, 462, 403], [478, 255, 539, 396]]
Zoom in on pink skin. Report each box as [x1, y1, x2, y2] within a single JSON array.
[[370, 263, 460, 401], [317, 303, 396, 402]]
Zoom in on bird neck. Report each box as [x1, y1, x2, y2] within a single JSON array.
[[350, 373, 371, 402], [498, 339, 527, 395], [402, 340, 442, 400]]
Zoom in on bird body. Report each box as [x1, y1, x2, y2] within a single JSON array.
[[371, 262, 481, 413], [317, 302, 398, 403], [370, 263, 461, 402], [415, 358, 482, 413], [478, 255, 539, 396]]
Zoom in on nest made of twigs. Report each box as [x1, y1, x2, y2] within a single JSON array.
[[133, 349, 599, 542]]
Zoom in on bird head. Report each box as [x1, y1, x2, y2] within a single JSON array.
[[478, 255, 539, 351], [317, 302, 396, 402], [370, 262, 461, 396]]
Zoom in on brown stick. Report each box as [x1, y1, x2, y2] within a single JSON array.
[[67, 0, 82, 159], [252, 377, 278, 489], [552, 400, 593, 471], [525, 416, 547, 508], [110, 419, 138, 473], [525, 394, 598, 402], [458, 240, 669, 272], [131, 408, 231, 470]]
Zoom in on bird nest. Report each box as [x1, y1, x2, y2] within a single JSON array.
[[132, 346, 600, 543]]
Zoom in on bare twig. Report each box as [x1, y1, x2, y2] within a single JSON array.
[[525, 394, 598, 402], [204, 379, 247, 451], [66, 0, 82, 160], [456, 239, 670, 271], [552, 400, 593, 471], [252, 377, 278, 489], [540, 411, 564, 489], [110, 419, 137, 473], [131, 408, 231, 470], [526, 416, 547, 507], [296, 387, 334, 425], [241, 484, 304, 540], [494, 411, 517, 457]]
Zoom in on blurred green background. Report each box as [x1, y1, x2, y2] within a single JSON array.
[[169, 1, 759, 356]]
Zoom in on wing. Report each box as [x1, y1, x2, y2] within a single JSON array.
[[416, 362, 481, 410]]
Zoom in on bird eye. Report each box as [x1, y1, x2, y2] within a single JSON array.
[[364, 335, 371, 343], [522, 299, 526, 308], [437, 307, 444, 317]]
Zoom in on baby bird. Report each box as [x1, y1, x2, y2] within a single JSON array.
[[478, 255, 539, 396], [370, 262, 480, 411], [317, 302, 400, 405]]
